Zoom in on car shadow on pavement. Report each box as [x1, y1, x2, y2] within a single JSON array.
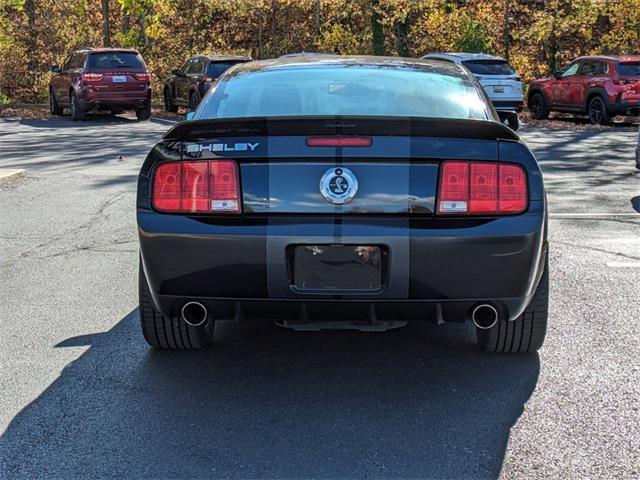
[[14, 113, 142, 127], [0, 310, 540, 479]]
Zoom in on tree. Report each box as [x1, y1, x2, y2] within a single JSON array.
[[101, 0, 111, 47]]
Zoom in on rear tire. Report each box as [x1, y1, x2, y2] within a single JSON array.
[[528, 92, 549, 120], [477, 256, 548, 353], [69, 91, 85, 121], [588, 95, 610, 125], [139, 260, 214, 349], [49, 88, 63, 115], [136, 105, 151, 121], [164, 88, 178, 113], [189, 91, 201, 111]]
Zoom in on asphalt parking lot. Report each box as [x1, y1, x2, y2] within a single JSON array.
[[1, 115, 639, 479]]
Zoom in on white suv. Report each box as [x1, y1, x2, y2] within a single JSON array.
[[422, 52, 524, 129]]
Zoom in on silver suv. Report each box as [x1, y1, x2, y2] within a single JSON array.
[[422, 52, 524, 129]]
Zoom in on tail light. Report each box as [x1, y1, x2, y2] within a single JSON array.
[[152, 160, 240, 214], [133, 72, 151, 81], [613, 78, 639, 86], [437, 161, 527, 215], [82, 73, 103, 82], [306, 136, 372, 147], [204, 76, 214, 83]]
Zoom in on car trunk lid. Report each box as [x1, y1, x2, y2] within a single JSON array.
[[165, 116, 516, 215]]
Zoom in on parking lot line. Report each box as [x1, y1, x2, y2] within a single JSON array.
[[550, 213, 640, 219], [606, 262, 640, 268]]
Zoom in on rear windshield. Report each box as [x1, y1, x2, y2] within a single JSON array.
[[87, 52, 145, 70], [462, 60, 515, 76], [617, 62, 640, 76], [206, 61, 245, 78], [197, 65, 491, 120]]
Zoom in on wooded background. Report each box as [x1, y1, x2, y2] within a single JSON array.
[[1, 0, 639, 104]]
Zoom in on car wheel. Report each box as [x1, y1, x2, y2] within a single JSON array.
[[528, 92, 549, 120], [164, 88, 178, 113], [69, 91, 85, 121], [49, 88, 63, 115], [139, 260, 214, 349], [189, 91, 201, 111], [588, 95, 610, 125], [136, 105, 151, 121], [476, 255, 548, 353]]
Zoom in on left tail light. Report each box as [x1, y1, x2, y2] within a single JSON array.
[[82, 73, 103, 82], [437, 160, 527, 215], [152, 160, 240, 214]]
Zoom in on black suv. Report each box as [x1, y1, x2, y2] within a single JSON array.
[[163, 55, 251, 112]]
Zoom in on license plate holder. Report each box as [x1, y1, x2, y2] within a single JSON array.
[[289, 244, 387, 293], [112, 75, 127, 83]]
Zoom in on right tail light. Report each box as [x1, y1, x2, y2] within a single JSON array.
[[437, 161, 527, 215], [152, 160, 240, 214]]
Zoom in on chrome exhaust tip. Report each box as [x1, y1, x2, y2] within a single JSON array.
[[181, 301, 208, 327], [471, 304, 499, 330]]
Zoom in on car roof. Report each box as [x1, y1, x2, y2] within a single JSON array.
[[78, 47, 140, 54], [223, 54, 470, 79], [192, 55, 252, 62], [573, 55, 640, 63], [422, 52, 508, 62]]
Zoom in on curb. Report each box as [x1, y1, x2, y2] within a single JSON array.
[[0, 168, 26, 185]]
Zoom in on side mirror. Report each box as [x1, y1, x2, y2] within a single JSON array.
[[172, 69, 186, 77], [553, 71, 562, 80], [185, 111, 195, 121], [51, 65, 61, 73], [497, 111, 519, 131]]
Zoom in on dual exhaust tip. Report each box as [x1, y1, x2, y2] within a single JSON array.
[[471, 304, 499, 330], [181, 300, 498, 329], [181, 301, 208, 327]]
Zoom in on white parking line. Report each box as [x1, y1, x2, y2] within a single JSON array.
[[607, 262, 640, 268], [550, 213, 640, 219]]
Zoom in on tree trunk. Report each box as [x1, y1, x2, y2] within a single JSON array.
[[24, 0, 37, 70], [370, 0, 386, 56], [122, 14, 130, 35], [270, 0, 278, 56], [314, 0, 321, 35], [394, 20, 409, 57], [258, 9, 264, 59], [101, 0, 111, 47]]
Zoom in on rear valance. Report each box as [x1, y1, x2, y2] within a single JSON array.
[[163, 116, 519, 142]]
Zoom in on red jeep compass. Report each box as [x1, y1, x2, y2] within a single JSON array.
[[49, 48, 152, 121], [528, 55, 640, 124]]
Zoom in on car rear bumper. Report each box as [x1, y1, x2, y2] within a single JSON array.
[[492, 100, 526, 112], [78, 88, 151, 110], [609, 102, 640, 116], [138, 203, 547, 323]]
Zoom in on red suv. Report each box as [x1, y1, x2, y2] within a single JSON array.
[[528, 55, 640, 124], [49, 48, 152, 121]]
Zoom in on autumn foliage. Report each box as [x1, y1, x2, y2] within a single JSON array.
[[1, 0, 639, 104]]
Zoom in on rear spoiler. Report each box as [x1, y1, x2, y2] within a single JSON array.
[[163, 116, 520, 142]]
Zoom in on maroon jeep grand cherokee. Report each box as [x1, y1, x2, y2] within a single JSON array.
[[528, 55, 640, 124], [49, 48, 152, 121]]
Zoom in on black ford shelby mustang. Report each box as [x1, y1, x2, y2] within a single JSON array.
[[137, 55, 548, 353]]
